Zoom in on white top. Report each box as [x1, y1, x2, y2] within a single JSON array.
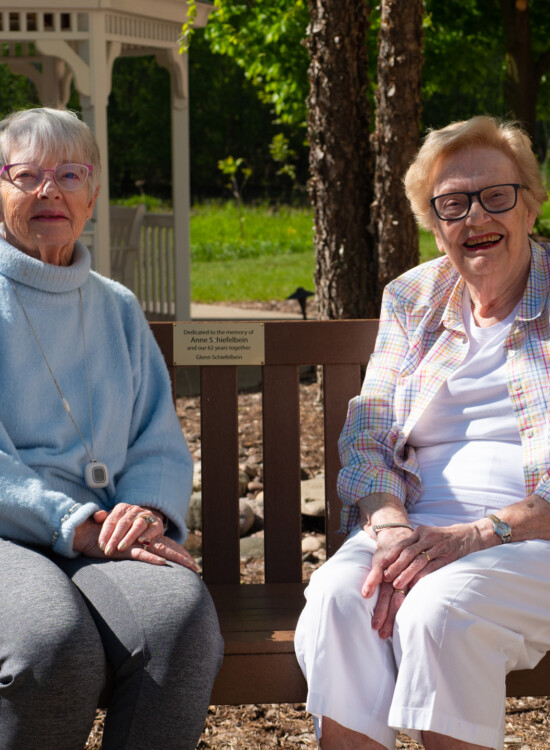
[[407, 288, 524, 523]]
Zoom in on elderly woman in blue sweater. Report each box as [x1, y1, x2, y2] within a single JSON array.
[[0, 107, 223, 750]]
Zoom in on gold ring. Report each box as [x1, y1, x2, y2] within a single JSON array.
[[139, 513, 156, 528], [422, 551, 430, 562], [395, 588, 407, 595]]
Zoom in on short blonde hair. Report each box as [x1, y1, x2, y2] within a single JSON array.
[[404, 116, 547, 231], [0, 107, 101, 196]]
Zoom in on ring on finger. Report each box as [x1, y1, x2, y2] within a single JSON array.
[[139, 513, 157, 528], [394, 588, 407, 596], [421, 550, 431, 562], [141, 539, 152, 550]]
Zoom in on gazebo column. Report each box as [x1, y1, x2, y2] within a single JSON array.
[[76, 16, 121, 278], [158, 49, 191, 320]]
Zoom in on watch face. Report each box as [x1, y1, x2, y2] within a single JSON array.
[[495, 521, 511, 537]]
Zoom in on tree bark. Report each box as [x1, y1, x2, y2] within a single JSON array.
[[500, 0, 537, 140], [373, 0, 423, 293], [306, 0, 376, 319]]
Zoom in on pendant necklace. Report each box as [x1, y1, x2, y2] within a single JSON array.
[[9, 279, 109, 489]]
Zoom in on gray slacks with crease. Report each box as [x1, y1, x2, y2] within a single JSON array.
[[0, 539, 223, 750]]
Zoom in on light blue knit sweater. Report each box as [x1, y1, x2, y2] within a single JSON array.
[[0, 239, 192, 557]]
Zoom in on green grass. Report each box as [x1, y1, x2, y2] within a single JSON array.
[[419, 228, 439, 263], [190, 202, 315, 301], [191, 201, 314, 262], [188, 198, 550, 303]]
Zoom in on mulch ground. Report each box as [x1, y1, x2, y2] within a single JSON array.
[[84, 299, 550, 749]]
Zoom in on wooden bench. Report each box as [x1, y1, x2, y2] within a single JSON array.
[[150, 318, 550, 705], [110, 204, 146, 292]]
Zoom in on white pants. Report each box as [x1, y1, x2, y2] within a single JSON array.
[[294, 527, 550, 749]]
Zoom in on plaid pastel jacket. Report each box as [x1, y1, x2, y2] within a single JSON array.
[[337, 240, 550, 534]]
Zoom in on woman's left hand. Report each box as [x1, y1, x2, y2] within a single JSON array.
[[381, 522, 484, 591], [97, 503, 166, 556]]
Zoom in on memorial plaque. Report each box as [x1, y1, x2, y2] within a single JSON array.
[[173, 322, 265, 366]]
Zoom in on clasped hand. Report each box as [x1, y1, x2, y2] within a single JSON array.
[[363, 522, 484, 639], [73, 502, 199, 572]]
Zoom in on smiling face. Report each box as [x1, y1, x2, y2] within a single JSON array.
[[0, 145, 98, 266], [431, 147, 536, 297]]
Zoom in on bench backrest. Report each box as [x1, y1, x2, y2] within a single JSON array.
[[150, 320, 379, 584], [110, 204, 146, 289]]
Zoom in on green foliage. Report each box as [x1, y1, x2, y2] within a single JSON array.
[[217, 156, 253, 238], [422, 0, 550, 139], [107, 57, 172, 200], [218, 156, 252, 195], [188, 31, 307, 200], [0, 66, 39, 117], [180, 0, 198, 54], [269, 133, 297, 182], [203, 0, 310, 129]]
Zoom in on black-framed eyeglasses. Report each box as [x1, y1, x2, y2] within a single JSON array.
[[429, 183, 527, 222], [0, 162, 93, 193]]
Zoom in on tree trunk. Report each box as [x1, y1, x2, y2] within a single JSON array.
[[373, 0, 423, 293], [500, 0, 538, 140], [306, 0, 376, 319]]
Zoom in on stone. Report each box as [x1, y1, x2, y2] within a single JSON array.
[[247, 495, 264, 524], [239, 470, 250, 496], [301, 475, 326, 517], [240, 533, 265, 559], [301, 535, 323, 555], [239, 498, 255, 536], [192, 462, 202, 492], [186, 492, 202, 531], [183, 531, 202, 555]]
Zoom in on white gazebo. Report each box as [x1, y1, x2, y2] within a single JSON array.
[[0, 0, 213, 319]]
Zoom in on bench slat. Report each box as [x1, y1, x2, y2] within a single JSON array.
[[263, 365, 303, 583], [323, 363, 364, 557], [201, 366, 241, 584]]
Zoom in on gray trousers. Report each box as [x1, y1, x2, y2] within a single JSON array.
[[0, 539, 223, 750]]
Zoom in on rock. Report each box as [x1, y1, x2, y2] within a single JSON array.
[[301, 535, 323, 555], [301, 475, 325, 517], [240, 533, 265, 559], [186, 492, 202, 531], [241, 463, 259, 478], [247, 494, 264, 524], [186, 494, 255, 536], [239, 470, 249, 496], [248, 480, 264, 493], [192, 462, 202, 492], [183, 531, 202, 555], [239, 498, 255, 536]]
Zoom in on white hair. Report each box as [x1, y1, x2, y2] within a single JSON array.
[[0, 108, 101, 196]]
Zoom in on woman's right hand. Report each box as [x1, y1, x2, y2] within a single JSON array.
[[362, 526, 416, 639], [73, 511, 200, 572]]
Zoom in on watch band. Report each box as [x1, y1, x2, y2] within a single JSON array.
[[486, 513, 512, 544], [371, 522, 414, 537]]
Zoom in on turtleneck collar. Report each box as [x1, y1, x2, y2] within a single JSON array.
[[0, 237, 91, 293]]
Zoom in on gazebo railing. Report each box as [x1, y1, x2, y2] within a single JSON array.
[[137, 212, 176, 319]]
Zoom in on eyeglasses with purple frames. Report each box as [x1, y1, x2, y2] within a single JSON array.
[[0, 163, 93, 192]]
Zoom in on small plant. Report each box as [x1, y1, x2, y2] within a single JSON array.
[[269, 132, 297, 183], [217, 156, 252, 239]]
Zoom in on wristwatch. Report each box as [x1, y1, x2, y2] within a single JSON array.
[[486, 514, 512, 544]]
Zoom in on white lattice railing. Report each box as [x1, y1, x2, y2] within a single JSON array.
[[137, 213, 175, 318]]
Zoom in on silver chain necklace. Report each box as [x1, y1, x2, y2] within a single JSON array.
[[9, 279, 109, 489]]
